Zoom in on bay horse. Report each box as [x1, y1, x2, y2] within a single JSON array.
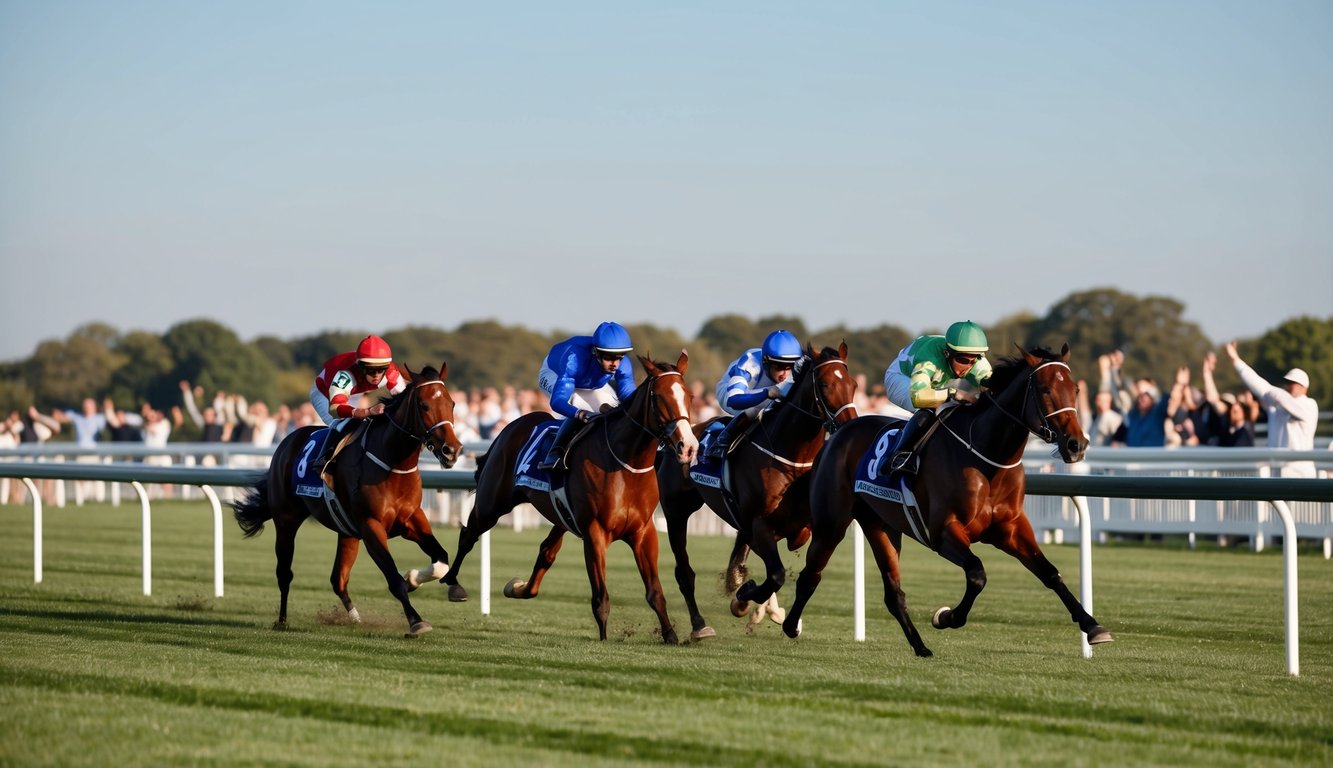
[[657, 342, 858, 640], [233, 364, 463, 638], [782, 345, 1112, 656], [442, 353, 698, 644]]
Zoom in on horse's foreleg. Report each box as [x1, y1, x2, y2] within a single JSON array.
[[665, 507, 712, 639], [505, 526, 565, 599], [629, 525, 678, 645], [735, 518, 786, 606], [401, 508, 451, 591], [863, 522, 930, 657], [725, 535, 752, 617], [359, 518, 430, 637], [931, 524, 986, 631], [330, 535, 361, 623], [444, 489, 517, 601], [583, 529, 611, 641], [988, 520, 1113, 644]]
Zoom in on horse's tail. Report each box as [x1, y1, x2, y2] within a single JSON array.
[[473, 451, 489, 484], [232, 477, 274, 538]]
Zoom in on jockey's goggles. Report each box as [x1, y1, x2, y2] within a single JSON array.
[[360, 364, 389, 375], [596, 352, 624, 363], [950, 352, 981, 365]]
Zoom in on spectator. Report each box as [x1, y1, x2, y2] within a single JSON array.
[[1107, 354, 1186, 448], [1225, 341, 1318, 477], [55, 397, 107, 449], [1213, 393, 1256, 447]]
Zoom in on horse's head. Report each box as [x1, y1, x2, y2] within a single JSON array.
[[796, 341, 858, 432], [637, 351, 699, 465], [394, 363, 463, 468], [1018, 344, 1088, 463]]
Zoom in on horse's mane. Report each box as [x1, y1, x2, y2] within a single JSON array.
[[984, 347, 1060, 393], [379, 365, 442, 413]]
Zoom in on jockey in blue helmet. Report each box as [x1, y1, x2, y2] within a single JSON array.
[[536, 321, 637, 471], [703, 329, 804, 462]]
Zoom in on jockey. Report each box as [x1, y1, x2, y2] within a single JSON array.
[[310, 335, 407, 468], [703, 329, 803, 463], [536, 321, 637, 471], [881, 320, 993, 474]]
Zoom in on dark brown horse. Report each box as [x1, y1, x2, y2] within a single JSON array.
[[233, 364, 463, 637], [657, 343, 858, 640], [782, 345, 1112, 655], [443, 353, 698, 644]]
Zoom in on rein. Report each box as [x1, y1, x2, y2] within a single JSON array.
[[369, 379, 455, 473], [939, 360, 1074, 470], [776, 357, 858, 434], [604, 370, 689, 473]]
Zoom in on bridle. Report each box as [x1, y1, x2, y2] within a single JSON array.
[[938, 360, 1076, 469], [380, 379, 458, 468], [776, 356, 858, 434], [603, 369, 691, 473]]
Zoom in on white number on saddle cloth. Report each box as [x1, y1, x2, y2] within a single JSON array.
[[868, 429, 894, 480], [297, 437, 317, 477]]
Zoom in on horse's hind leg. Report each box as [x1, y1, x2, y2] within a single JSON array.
[[359, 518, 430, 637], [629, 523, 679, 645], [330, 535, 362, 623], [986, 518, 1113, 644], [665, 506, 714, 640], [863, 522, 931, 657], [782, 499, 859, 639], [582, 527, 612, 641], [504, 525, 565, 599], [443, 491, 517, 602], [725, 536, 753, 618], [273, 514, 305, 630]]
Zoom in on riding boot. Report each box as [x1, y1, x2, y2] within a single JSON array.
[[537, 418, 580, 471], [888, 408, 936, 475], [705, 412, 751, 463], [316, 421, 346, 471]]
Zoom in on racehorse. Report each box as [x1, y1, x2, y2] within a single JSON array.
[[657, 342, 858, 640], [782, 345, 1112, 656], [442, 353, 698, 644], [233, 364, 463, 638]]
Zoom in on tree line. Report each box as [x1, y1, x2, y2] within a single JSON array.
[[2, 287, 1329, 416]]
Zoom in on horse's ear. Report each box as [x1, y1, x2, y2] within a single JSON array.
[[1018, 345, 1040, 367], [806, 341, 816, 358], [838, 339, 849, 360], [675, 349, 689, 375], [402, 365, 417, 383], [438, 361, 449, 380], [1060, 343, 1071, 362], [638, 354, 659, 377]]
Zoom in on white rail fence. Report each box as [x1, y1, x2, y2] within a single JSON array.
[[3, 445, 1332, 676]]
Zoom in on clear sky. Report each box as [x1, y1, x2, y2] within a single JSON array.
[[2, 1, 1330, 363]]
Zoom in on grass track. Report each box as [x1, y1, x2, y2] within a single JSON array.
[[0, 499, 1330, 767]]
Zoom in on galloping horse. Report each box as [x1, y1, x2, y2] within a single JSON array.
[[443, 353, 698, 644], [233, 364, 463, 637], [782, 345, 1112, 656], [657, 343, 858, 640]]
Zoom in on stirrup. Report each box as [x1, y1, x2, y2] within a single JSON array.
[[537, 451, 563, 472], [889, 451, 918, 475]]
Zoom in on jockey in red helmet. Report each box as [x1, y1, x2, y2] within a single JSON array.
[[310, 335, 408, 472]]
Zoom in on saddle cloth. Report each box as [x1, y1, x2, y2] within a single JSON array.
[[852, 422, 931, 547], [513, 421, 581, 538], [291, 428, 359, 538]]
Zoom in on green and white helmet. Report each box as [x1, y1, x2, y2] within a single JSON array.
[[945, 321, 989, 354]]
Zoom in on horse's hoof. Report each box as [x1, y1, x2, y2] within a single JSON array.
[[1087, 626, 1114, 645], [782, 615, 803, 638], [730, 597, 750, 618], [915, 645, 934, 658], [690, 626, 717, 641], [503, 577, 526, 598], [662, 631, 680, 645], [736, 580, 759, 603], [347, 607, 361, 624], [931, 606, 952, 630], [404, 570, 423, 592], [447, 583, 469, 603], [406, 620, 433, 638], [765, 598, 786, 625]]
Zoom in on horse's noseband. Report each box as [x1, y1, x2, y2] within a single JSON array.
[[1019, 361, 1076, 444]]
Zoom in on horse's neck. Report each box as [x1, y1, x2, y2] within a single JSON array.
[[603, 406, 659, 463], [372, 413, 422, 468], [765, 389, 825, 451], [964, 380, 1033, 462]]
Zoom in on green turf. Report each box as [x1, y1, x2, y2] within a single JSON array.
[[0, 499, 1329, 767]]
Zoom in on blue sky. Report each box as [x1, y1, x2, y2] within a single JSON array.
[[2, 1, 1330, 363]]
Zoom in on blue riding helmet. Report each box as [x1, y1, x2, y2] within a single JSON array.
[[761, 330, 802, 363], [592, 321, 633, 354]]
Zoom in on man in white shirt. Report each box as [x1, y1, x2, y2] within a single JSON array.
[[1225, 341, 1319, 478]]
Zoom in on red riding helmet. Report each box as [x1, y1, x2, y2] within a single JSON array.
[[356, 335, 393, 366]]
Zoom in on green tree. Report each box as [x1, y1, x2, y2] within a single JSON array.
[[253, 336, 295, 370], [811, 323, 913, 387], [109, 331, 174, 408], [162, 319, 276, 403], [28, 333, 120, 409], [696, 314, 759, 360], [1247, 316, 1333, 405]]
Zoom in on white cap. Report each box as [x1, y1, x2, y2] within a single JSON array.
[[1283, 368, 1309, 388]]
